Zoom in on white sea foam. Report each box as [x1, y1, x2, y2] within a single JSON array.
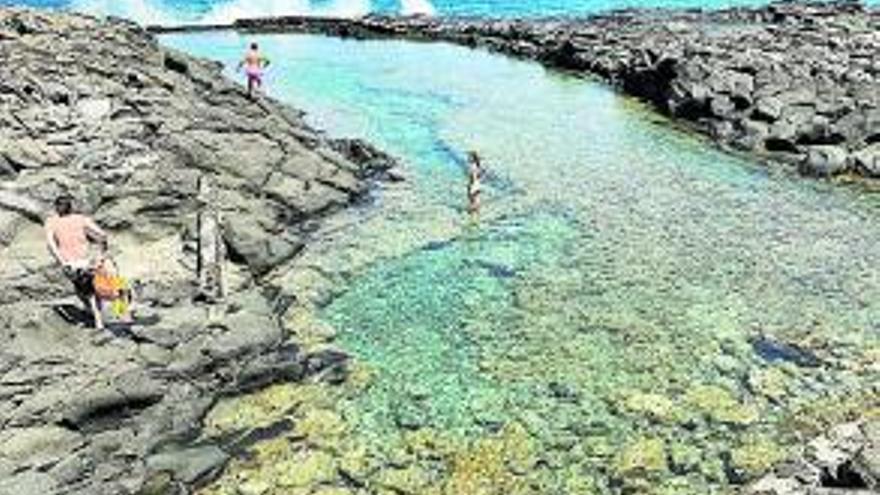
[[70, 0, 373, 27], [399, 0, 436, 16], [200, 0, 372, 25], [70, 0, 172, 25]]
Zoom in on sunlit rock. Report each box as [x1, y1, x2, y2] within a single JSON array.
[[272, 450, 336, 489], [613, 437, 668, 480], [619, 390, 679, 423], [685, 385, 761, 426], [747, 367, 791, 402], [728, 438, 786, 482]]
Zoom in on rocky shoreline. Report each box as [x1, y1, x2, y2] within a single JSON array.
[[0, 9, 397, 495], [151, 0, 880, 179], [2, 5, 879, 495]]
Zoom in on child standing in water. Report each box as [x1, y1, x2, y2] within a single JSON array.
[[467, 151, 483, 215], [238, 42, 270, 99]]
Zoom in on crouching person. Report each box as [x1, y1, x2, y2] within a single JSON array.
[[92, 255, 133, 324]]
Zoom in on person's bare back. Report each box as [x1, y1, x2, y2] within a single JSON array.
[[45, 214, 94, 266], [243, 49, 261, 71], [238, 42, 270, 98]]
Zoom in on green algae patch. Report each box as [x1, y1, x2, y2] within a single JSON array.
[[668, 442, 702, 475], [285, 307, 340, 351], [437, 422, 537, 495], [337, 443, 380, 484], [618, 390, 679, 423], [276, 450, 337, 488], [402, 428, 461, 460], [295, 409, 348, 447], [375, 465, 434, 494], [204, 382, 340, 438], [747, 367, 791, 402], [785, 391, 880, 437], [728, 437, 786, 482], [685, 385, 761, 426], [312, 488, 355, 495], [613, 437, 668, 478]]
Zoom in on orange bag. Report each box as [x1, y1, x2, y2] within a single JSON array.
[[93, 259, 125, 300]]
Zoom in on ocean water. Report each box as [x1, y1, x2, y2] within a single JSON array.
[[10, 0, 879, 25], [159, 30, 880, 494]]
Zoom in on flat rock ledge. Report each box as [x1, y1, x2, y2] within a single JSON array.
[[155, 0, 880, 179], [0, 8, 395, 495]]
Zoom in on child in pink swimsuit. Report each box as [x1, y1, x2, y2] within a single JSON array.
[[238, 42, 270, 99], [246, 64, 262, 86]]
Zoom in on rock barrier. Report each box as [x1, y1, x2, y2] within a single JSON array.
[[151, 0, 880, 179]]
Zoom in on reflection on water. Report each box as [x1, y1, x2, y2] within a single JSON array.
[[163, 33, 880, 494]]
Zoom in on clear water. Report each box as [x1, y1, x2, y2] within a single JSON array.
[[8, 0, 880, 26], [162, 32, 880, 493]]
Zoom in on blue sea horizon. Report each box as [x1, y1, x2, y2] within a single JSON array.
[[3, 0, 878, 25]]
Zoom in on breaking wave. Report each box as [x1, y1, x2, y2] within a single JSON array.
[[200, 0, 372, 25], [69, 0, 377, 26], [399, 0, 436, 16], [69, 0, 174, 26]]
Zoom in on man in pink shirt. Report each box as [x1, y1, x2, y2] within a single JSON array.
[[45, 195, 108, 330]]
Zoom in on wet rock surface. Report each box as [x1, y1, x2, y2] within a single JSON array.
[[0, 8, 395, 495], [154, 0, 880, 179], [745, 420, 880, 495]]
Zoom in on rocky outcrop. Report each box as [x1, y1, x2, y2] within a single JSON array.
[[154, 0, 880, 179], [745, 420, 880, 495], [0, 8, 394, 495]]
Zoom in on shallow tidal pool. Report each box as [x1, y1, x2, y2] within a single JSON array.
[[162, 33, 880, 494]]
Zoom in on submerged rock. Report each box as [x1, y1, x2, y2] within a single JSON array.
[[684, 385, 760, 426], [612, 437, 668, 483], [618, 390, 678, 423], [750, 335, 822, 368], [728, 438, 786, 483], [668, 442, 702, 475], [747, 367, 791, 402], [375, 465, 433, 494], [275, 450, 338, 488], [800, 145, 850, 177]]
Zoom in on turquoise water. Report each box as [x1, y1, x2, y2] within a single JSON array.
[[164, 32, 880, 493], [9, 0, 880, 25]]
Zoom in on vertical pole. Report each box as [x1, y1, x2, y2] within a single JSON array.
[[197, 175, 223, 303]]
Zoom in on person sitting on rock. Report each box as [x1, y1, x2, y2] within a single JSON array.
[[45, 194, 108, 330], [92, 253, 133, 325], [238, 42, 271, 99]]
